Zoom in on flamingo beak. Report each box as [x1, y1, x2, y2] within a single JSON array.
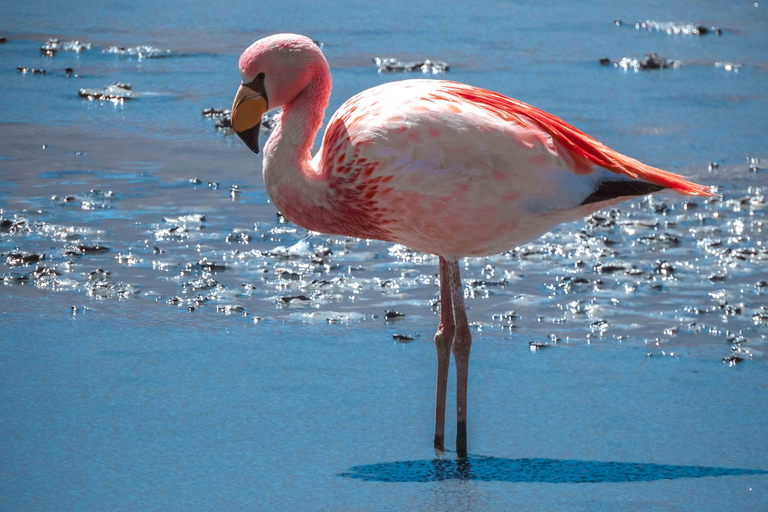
[[231, 84, 268, 154]]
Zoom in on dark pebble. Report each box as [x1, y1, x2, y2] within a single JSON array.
[[215, 118, 232, 130], [529, 342, 551, 351], [0, 37, 7, 43], [279, 295, 311, 305], [78, 244, 110, 254], [593, 262, 626, 274], [655, 260, 674, 275], [88, 268, 110, 280], [393, 334, 414, 343], [373, 57, 449, 73], [79, 82, 134, 101], [33, 266, 60, 278], [492, 311, 517, 322], [64, 244, 110, 256], [202, 108, 230, 118], [17, 66, 46, 75], [722, 355, 743, 366], [385, 310, 405, 320], [225, 232, 251, 244], [192, 258, 227, 273], [5, 252, 45, 266], [599, 57, 611, 66]]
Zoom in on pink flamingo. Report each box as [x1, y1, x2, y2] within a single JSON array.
[[231, 34, 713, 458]]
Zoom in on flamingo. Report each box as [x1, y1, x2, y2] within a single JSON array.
[[230, 34, 713, 458]]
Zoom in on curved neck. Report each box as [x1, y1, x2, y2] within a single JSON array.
[[263, 67, 331, 203]]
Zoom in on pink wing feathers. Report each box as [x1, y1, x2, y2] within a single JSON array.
[[444, 83, 714, 197]]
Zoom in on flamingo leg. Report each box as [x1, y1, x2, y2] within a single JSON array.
[[448, 259, 471, 459], [434, 256, 455, 451]]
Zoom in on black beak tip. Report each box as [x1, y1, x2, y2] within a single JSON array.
[[236, 123, 262, 155]]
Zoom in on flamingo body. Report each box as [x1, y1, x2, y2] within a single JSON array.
[[231, 33, 713, 458], [264, 79, 710, 259]]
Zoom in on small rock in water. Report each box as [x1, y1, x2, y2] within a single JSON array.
[[163, 213, 205, 224], [614, 52, 680, 71], [215, 117, 232, 133], [64, 244, 110, 256], [216, 304, 245, 314], [722, 355, 744, 366], [634, 21, 720, 36], [5, 251, 45, 266], [393, 334, 415, 343], [191, 257, 227, 273], [373, 57, 449, 74], [40, 38, 92, 56], [654, 260, 674, 275], [599, 57, 612, 66], [261, 110, 279, 133], [103, 45, 173, 59], [385, 310, 405, 320], [202, 107, 230, 118], [279, 295, 312, 306], [0, 37, 7, 43], [225, 230, 251, 244], [17, 66, 46, 75], [88, 268, 110, 281], [79, 82, 136, 101], [708, 162, 719, 172], [529, 342, 551, 351], [278, 270, 301, 280], [32, 265, 60, 279]]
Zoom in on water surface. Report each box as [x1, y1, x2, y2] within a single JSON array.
[[1, 0, 767, 510]]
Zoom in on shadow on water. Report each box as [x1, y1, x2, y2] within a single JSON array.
[[339, 455, 768, 483]]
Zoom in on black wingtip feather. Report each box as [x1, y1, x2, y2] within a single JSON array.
[[580, 181, 666, 206]]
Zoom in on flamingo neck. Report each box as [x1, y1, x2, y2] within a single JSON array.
[[262, 69, 331, 213]]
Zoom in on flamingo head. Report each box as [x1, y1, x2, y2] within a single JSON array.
[[231, 33, 328, 154]]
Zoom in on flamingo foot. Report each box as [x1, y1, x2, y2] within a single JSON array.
[[456, 421, 467, 459]]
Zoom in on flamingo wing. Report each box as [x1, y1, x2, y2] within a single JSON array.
[[443, 82, 714, 197]]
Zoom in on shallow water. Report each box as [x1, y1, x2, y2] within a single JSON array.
[[1, 0, 767, 510]]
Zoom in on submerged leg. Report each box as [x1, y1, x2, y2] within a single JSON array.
[[448, 259, 472, 459], [434, 256, 454, 451]]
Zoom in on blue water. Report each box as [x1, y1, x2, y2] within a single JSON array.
[[1, 0, 767, 510]]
